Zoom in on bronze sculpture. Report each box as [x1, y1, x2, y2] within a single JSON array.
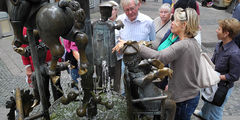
[[1, 0, 89, 83], [122, 41, 176, 120], [1, 0, 89, 119], [6, 89, 34, 120], [1, 0, 178, 119], [92, 1, 124, 91]]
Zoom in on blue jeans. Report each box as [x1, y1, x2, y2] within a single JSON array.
[[200, 87, 233, 120], [175, 93, 200, 120], [70, 68, 79, 83]]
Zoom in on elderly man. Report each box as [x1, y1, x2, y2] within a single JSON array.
[[112, 0, 155, 95], [116, 0, 155, 43]]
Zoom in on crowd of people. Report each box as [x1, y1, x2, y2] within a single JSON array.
[[18, 0, 240, 119], [112, 0, 240, 120]]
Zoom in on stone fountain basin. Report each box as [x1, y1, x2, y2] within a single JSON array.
[[49, 91, 128, 120]]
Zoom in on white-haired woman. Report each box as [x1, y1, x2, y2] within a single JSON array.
[[152, 3, 172, 49]]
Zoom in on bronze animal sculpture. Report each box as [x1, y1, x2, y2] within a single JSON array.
[[5, 38, 70, 119], [122, 41, 176, 120], [5, 89, 35, 120], [0, 0, 89, 83], [22, 40, 68, 108]]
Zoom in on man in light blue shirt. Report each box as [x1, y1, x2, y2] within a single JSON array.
[[113, 0, 155, 95], [114, 0, 156, 57], [116, 0, 156, 42]]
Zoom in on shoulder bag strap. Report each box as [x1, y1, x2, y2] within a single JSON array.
[[156, 19, 170, 34]]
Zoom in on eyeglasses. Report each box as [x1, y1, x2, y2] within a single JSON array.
[[123, 6, 136, 13], [171, 9, 188, 21]]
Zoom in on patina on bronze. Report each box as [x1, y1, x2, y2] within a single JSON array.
[[92, 1, 123, 92], [1, 0, 89, 119], [6, 89, 36, 120], [1, 0, 89, 82], [122, 41, 176, 120]]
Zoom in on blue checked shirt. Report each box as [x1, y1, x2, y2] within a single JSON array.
[[116, 12, 156, 42]]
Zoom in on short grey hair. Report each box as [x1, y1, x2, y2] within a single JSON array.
[[109, 1, 119, 10], [159, 3, 171, 13], [120, 0, 139, 8]]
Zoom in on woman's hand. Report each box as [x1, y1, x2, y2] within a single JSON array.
[[112, 39, 126, 53], [220, 75, 226, 81]]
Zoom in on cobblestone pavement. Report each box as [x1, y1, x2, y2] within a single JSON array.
[[1, 0, 239, 119], [0, 59, 26, 106]]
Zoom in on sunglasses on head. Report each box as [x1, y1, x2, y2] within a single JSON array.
[[171, 15, 174, 21], [171, 9, 188, 21]]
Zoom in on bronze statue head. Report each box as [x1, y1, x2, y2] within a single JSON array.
[[99, 2, 113, 21]]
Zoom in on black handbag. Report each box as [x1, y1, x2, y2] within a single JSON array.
[[202, 81, 231, 107]]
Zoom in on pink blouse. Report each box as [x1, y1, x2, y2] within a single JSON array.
[[63, 39, 78, 52]]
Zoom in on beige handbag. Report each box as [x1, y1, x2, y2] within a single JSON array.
[[198, 52, 220, 88]]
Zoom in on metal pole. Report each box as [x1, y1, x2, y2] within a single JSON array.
[[15, 88, 24, 120], [76, 0, 97, 117], [27, 28, 50, 120]]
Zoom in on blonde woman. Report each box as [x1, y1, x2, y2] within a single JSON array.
[[139, 7, 200, 120], [113, 7, 201, 120]]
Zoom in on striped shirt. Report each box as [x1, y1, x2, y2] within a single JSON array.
[[117, 12, 156, 42]]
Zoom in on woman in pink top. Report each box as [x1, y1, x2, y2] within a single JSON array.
[[63, 39, 80, 84]]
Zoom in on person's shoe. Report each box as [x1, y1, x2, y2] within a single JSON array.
[[193, 110, 205, 120]]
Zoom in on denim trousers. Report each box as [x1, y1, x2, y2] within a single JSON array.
[[175, 93, 200, 120], [70, 68, 80, 83], [200, 87, 233, 120]]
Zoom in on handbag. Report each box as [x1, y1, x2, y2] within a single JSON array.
[[197, 52, 220, 88], [202, 81, 231, 106]]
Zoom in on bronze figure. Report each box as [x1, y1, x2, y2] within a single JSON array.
[[1, 0, 89, 82], [1, 0, 89, 119], [122, 41, 176, 120]]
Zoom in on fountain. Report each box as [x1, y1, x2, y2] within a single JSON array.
[[5, 1, 177, 120]]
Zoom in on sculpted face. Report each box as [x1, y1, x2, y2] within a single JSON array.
[[123, 0, 139, 21]]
